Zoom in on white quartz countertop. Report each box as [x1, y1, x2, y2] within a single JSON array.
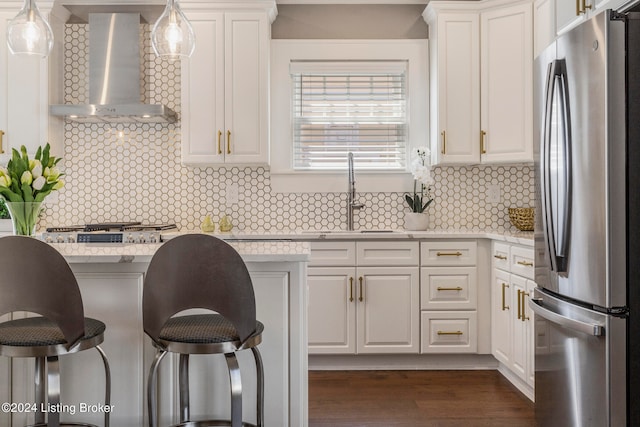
[[162, 229, 534, 246], [37, 229, 532, 264], [49, 240, 311, 264]]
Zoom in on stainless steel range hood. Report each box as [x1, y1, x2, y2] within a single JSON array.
[[50, 13, 176, 123]]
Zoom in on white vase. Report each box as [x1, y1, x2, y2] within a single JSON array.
[[404, 212, 429, 231]]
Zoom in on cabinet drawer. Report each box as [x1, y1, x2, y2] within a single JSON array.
[[420, 267, 477, 310], [356, 241, 419, 266], [492, 242, 510, 271], [420, 241, 477, 266], [420, 311, 477, 353], [309, 242, 356, 267], [510, 245, 534, 279]]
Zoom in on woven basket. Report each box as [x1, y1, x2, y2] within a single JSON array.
[[508, 207, 534, 231]]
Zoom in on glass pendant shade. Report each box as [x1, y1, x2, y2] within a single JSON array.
[[7, 0, 54, 58], [151, 0, 195, 60]]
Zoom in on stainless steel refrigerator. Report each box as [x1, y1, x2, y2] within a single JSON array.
[[532, 9, 640, 427]]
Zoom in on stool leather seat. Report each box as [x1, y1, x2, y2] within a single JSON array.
[[157, 314, 263, 353], [0, 317, 105, 348]]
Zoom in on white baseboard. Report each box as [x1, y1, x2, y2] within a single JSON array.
[[308, 353, 499, 371], [496, 362, 535, 402]]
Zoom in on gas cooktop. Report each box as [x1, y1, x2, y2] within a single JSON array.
[[42, 222, 177, 244]]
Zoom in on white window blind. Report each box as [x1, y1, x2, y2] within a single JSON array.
[[291, 61, 408, 171]]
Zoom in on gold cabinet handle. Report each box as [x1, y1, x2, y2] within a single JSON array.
[[441, 130, 446, 155], [349, 277, 354, 302], [494, 254, 507, 260], [0, 130, 4, 154], [217, 130, 222, 154], [517, 289, 522, 320], [517, 260, 534, 267], [581, 0, 591, 12], [358, 276, 363, 302], [437, 330, 463, 336], [576, 0, 581, 15], [501, 283, 510, 311], [480, 130, 487, 154], [521, 291, 530, 321], [437, 251, 462, 257], [226, 130, 231, 154], [437, 286, 463, 291]]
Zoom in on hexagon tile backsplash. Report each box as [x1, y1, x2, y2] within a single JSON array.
[[40, 23, 533, 232]]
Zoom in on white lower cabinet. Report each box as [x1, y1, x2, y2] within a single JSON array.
[[308, 242, 420, 354], [357, 267, 420, 353], [308, 239, 481, 357], [491, 241, 535, 397], [420, 241, 478, 353], [307, 267, 356, 353]]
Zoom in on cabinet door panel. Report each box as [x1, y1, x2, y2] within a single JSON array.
[[492, 269, 512, 365], [534, 0, 555, 57], [224, 13, 268, 164], [511, 274, 528, 381], [182, 15, 225, 165], [356, 241, 419, 266], [510, 245, 535, 279], [420, 311, 478, 353], [556, 0, 585, 35], [420, 240, 477, 266], [481, 3, 533, 163], [61, 273, 144, 426], [309, 242, 356, 267], [0, 12, 47, 164], [434, 12, 480, 164], [307, 267, 356, 354], [421, 266, 477, 310], [357, 267, 419, 354]]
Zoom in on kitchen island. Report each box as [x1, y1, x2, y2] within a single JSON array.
[[2, 240, 309, 427]]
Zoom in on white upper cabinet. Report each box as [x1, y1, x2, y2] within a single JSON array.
[[181, 6, 273, 166], [0, 9, 50, 164], [428, 11, 480, 165], [557, 0, 632, 35], [534, 0, 555, 57], [424, 0, 533, 166], [480, 3, 533, 164]]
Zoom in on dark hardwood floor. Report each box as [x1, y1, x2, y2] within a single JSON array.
[[309, 370, 536, 427]]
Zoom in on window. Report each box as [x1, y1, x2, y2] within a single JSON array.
[[270, 40, 427, 193], [291, 61, 407, 171]]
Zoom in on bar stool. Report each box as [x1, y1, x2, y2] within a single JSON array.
[[0, 236, 111, 427], [144, 234, 264, 427]]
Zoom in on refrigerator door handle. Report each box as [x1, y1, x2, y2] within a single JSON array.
[[529, 298, 604, 336], [541, 61, 556, 271], [541, 59, 572, 273]]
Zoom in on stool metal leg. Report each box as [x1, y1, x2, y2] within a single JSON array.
[[34, 357, 46, 425], [47, 356, 61, 427], [251, 347, 264, 427], [179, 354, 190, 423], [224, 353, 242, 427], [147, 349, 168, 427], [95, 345, 111, 427]]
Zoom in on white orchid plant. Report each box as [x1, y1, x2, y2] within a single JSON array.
[[405, 147, 434, 213], [0, 144, 64, 203]]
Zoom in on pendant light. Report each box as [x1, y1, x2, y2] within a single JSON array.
[[7, 0, 54, 58], [151, 0, 195, 60]]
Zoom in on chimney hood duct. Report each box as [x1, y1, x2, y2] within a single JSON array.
[[50, 13, 176, 123]]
